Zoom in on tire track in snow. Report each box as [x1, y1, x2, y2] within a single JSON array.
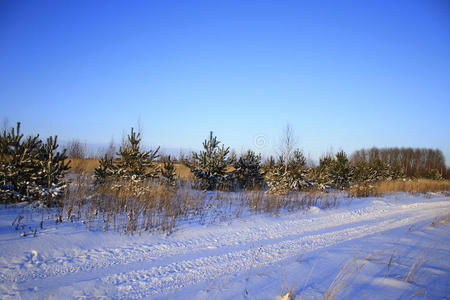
[[101, 207, 446, 299], [3, 198, 450, 298]]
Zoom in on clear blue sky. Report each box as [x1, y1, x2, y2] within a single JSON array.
[[1, 0, 449, 163]]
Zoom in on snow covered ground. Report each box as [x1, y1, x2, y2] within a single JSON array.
[[0, 192, 449, 299]]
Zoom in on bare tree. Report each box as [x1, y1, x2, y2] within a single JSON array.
[[279, 123, 297, 173], [67, 139, 86, 159]]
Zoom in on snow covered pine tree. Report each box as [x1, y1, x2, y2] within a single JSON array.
[[0, 122, 70, 205], [187, 131, 230, 190], [232, 150, 264, 190], [94, 127, 160, 184]]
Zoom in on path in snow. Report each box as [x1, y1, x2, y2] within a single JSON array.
[[0, 195, 449, 299]]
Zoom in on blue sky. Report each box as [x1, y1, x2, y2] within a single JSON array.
[[1, 0, 449, 162]]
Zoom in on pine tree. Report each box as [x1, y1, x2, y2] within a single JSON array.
[[368, 159, 390, 182], [265, 156, 290, 194], [232, 150, 264, 190], [353, 160, 371, 183], [0, 122, 70, 205], [34, 136, 70, 203], [424, 169, 442, 180], [187, 131, 230, 190], [161, 156, 177, 186], [262, 155, 276, 171], [329, 151, 353, 190], [266, 165, 290, 195], [94, 155, 116, 184], [94, 127, 160, 183], [311, 155, 334, 190], [288, 149, 311, 190], [389, 163, 405, 181]]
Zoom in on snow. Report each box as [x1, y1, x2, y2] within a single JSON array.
[[0, 192, 449, 299]]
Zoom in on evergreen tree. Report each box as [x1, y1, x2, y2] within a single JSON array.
[[387, 163, 405, 181], [34, 136, 71, 203], [265, 150, 312, 194], [287, 149, 311, 190], [353, 160, 371, 183], [262, 155, 276, 171], [424, 169, 443, 180], [368, 159, 390, 182], [94, 155, 116, 184], [161, 155, 177, 186], [233, 150, 264, 189], [94, 127, 160, 183], [329, 151, 353, 189], [187, 131, 230, 190], [265, 159, 290, 195], [0, 122, 70, 205], [311, 155, 334, 190]]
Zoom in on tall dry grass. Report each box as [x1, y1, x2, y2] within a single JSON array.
[[374, 179, 450, 194], [62, 176, 342, 234], [349, 179, 450, 197], [69, 158, 99, 173], [68, 158, 194, 182]]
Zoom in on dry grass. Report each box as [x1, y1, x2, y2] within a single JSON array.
[[349, 179, 450, 197], [68, 158, 194, 182], [174, 163, 194, 181], [374, 179, 450, 194], [322, 252, 378, 300], [61, 175, 343, 234], [69, 158, 99, 173]]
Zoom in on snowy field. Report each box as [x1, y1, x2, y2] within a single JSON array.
[[0, 192, 449, 299]]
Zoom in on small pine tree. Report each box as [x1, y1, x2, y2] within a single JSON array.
[[265, 156, 290, 194], [161, 156, 177, 186], [117, 128, 160, 181], [187, 131, 230, 190], [94, 155, 116, 184], [232, 150, 264, 190], [368, 159, 390, 182], [94, 127, 160, 184], [0, 122, 70, 205], [311, 155, 334, 190], [266, 166, 290, 195], [35, 136, 71, 204], [329, 151, 353, 190], [424, 169, 443, 180], [262, 155, 276, 171], [353, 160, 371, 183], [288, 149, 311, 190], [389, 164, 405, 180]]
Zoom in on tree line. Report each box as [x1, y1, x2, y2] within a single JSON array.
[[1, 122, 449, 205], [351, 147, 446, 178]]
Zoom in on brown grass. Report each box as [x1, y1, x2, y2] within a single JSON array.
[[68, 159, 194, 181], [322, 252, 378, 300], [62, 175, 343, 234], [374, 179, 450, 194], [349, 179, 450, 197], [69, 158, 99, 173]]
